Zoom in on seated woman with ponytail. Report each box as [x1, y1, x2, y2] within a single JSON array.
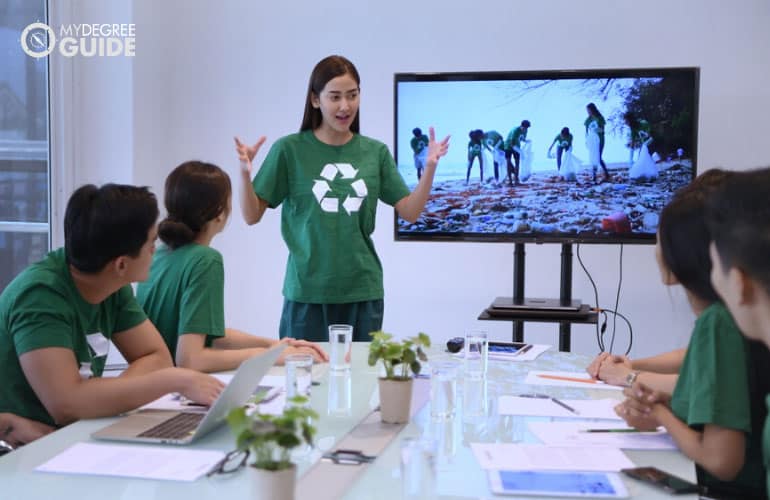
[[137, 161, 327, 372]]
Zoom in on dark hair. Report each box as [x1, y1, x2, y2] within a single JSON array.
[[521, 120, 531, 128], [158, 161, 232, 250], [412, 127, 422, 136], [658, 169, 734, 303], [561, 127, 570, 136], [64, 184, 158, 273], [707, 167, 770, 295], [623, 111, 638, 127], [586, 103, 604, 120], [300, 55, 361, 133]]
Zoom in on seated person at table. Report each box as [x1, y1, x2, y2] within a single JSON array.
[[614, 171, 768, 500], [136, 161, 327, 372], [587, 170, 732, 394], [706, 166, 770, 498], [0, 184, 224, 427], [0, 412, 54, 452]]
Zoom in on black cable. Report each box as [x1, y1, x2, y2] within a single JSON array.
[[598, 307, 634, 355], [609, 244, 624, 353], [576, 243, 603, 351]]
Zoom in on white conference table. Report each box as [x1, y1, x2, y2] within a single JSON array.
[[0, 343, 698, 499]]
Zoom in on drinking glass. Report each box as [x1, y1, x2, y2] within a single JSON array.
[[464, 330, 488, 379], [430, 361, 458, 419], [328, 324, 353, 372]]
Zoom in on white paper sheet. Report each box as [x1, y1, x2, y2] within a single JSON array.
[[470, 443, 634, 472], [524, 371, 623, 391], [528, 422, 677, 450], [498, 396, 623, 420], [35, 442, 225, 481]]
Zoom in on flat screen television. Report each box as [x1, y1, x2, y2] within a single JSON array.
[[393, 67, 699, 244]]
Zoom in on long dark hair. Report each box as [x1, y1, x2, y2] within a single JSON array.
[[586, 102, 604, 120], [300, 55, 361, 133], [658, 169, 734, 303], [158, 161, 231, 250]]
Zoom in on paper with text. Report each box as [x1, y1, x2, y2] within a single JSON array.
[[528, 422, 677, 450], [498, 396, 623, 420], [35, 442, 225, 481], [525, 371, 624, 390], [470, 443, 634, 472]]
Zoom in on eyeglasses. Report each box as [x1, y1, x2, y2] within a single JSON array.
[[322, 448, 376, 465], [206, 449, 249, 477]]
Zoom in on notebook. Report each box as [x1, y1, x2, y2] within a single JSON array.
[[91, 344, 285, 445], [491, 296, 582, 312]]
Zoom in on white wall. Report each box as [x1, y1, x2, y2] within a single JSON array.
[[55, 0, 770, 358]]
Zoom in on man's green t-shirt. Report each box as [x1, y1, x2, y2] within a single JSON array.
[[410, 134, 429, 155], [670, 302, 766, 498], [505, 126, 527, 151], [0, 248, 147, 425], [252, 131, 410, 304], [136, 243, 226, 358]]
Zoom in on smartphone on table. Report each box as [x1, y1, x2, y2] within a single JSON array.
[[621, 466, 699, 494]]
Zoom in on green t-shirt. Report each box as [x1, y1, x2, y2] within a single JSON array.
[[628, 119, 651, 147], [483, 131, 503, 151], [410, 134, 429, 155], [252, 131, 411, 304], [136, 243, 225, 359], [670, 302, 765, 497], [0, 248, 147, 425], [764, 396, 770, 497], [553, 133, 574, 149], [505, 126, 527, 151], [584, 115, 606, 139], [467, 139, 482, 158]]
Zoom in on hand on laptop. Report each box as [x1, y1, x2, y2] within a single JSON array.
[[277, 338, 329, 363], [177, 370, 226, 406]]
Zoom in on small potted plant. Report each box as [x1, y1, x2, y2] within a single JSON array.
[[226, 396, 318, 500], [368, 330, 431, 424]]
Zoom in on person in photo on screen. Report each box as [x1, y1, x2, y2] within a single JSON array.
[[623, 111, 652, 165], [584, 103, 610, 184], [466, 129, 485, 185], [136, 161, 328, 373], [611, 169, 768, 499], [0, 412, 53, 452], [236, 55, 449, 342], [547, 127, 574, 174], [0, 184, 226, 428], [482, 129, 505, 183], [410, 127, 429, 180], [705, 167, 770, 499], [504, 120, 530, 186]]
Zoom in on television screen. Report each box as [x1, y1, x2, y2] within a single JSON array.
[[394, 67, 699, 244]]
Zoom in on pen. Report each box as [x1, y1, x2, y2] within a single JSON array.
[[582, 428, 653, 433], [549, 396, 579, 415], [515, 344, 533, 356], [537, 374, 599, 384]]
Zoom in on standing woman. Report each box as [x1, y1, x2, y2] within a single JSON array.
[[584, 102, 610, 183], [236, 55, 449, 342]]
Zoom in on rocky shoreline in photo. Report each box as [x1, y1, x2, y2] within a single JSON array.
[[399, 161, 694, 237]]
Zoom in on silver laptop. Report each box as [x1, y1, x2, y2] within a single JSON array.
[[92, 344, 285, 445], [491, 296, 582, 312]]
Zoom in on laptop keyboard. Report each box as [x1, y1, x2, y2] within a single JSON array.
[[137, 412, 204, 440]]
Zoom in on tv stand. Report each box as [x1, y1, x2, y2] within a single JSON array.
[[479, 242, 597, 352]]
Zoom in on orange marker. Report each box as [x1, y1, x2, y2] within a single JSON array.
[[537, 374, 600, 384]]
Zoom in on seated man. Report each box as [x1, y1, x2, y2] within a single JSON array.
[[0, 184, 224, 428]]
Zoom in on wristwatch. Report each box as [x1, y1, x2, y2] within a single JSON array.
[[625, 370, 640, 387]]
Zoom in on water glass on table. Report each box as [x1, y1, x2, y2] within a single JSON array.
[[464, 330, 488, 379], [328, 324, 353, 372], [400, 437, 437, 500], [285, 353, 313, 403], [430, 361, 458, 420]]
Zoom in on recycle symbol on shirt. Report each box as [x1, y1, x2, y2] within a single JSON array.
[[312, 163, 368, 215]]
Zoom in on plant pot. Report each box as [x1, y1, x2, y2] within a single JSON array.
[[250, 464, 296, 500], [378, 377, 414, 424]]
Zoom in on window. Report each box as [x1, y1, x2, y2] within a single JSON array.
[[0, 1, 49, 290]]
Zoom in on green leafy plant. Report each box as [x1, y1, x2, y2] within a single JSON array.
[[226, 396, 318, 471], [368, 330, 431, 380]]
